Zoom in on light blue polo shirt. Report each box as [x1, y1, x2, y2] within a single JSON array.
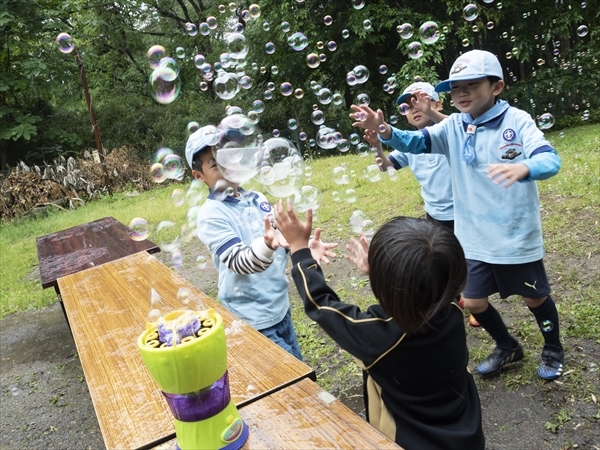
[[196, 190, 289, 330], [387, 151, 454, 221], [380, 106, 561, 264]]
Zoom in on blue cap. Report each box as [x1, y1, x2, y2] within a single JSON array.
[[396, 82, 439, 105], [435, 50, 503, 93], [185, 125, 221, 169]]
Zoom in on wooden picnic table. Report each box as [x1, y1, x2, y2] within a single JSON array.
[[37, 216, 160, 294], [57, 251, 316, 450], [153, 377, 402, 450]]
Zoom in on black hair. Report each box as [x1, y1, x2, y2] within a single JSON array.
[[368, 216, 467, 336], [487, 76, 503, 101], [191, 146, 212, 173]]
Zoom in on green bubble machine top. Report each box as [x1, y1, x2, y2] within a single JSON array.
[[138, 309, 249, 450]]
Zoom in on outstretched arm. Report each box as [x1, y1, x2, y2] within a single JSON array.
[[309, 228, 338, 265], [349, 105, 392, 140], [411, 91, 447, 124], [363, 130, 394, 171]]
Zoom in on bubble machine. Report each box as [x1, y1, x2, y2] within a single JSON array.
[[138, 309, 248, 450]]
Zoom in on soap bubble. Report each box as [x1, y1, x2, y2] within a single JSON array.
[[397, 23, 413, 39], [379, 65, 388, 74], [249, 4, 261, 18], [227, 33, 249, 59], [311, 110, 325, 125], [193, 54, 206, 69], [352, 0, 365, 9], [363, 19, 372, 30], [175, 47, 186, 59], [486, 21, 494, 29], [267, 82, 275, 91], [338, 139, 350, 152], [128, 218, 150, 241], [292, 186, 322, 212], [461, 38, 470, 47], [259, 138, 304, 197], [196, 255, 207, 270], [150, 163, 166, 183], [576, 25, 588, 37], [354, 111, 367, 122], [280, 82, 293, 96], [294, 88, 304, 98], [316, 127, 338, 149], [304, 166, 312, 179], [537, 113, 555, 129], [408, 42, 423, 59], [214, 114, 262, 184], [56, 33, 75, 54], [332, 93, 343, 105], [281, 21, 290, 32], [342, 29, 350, 39], [355, 93, 370, 106], [399, 103, 410, 115], [288, 32, 309, 51], [213, 72, 240, 100], [299, 132, 307, 141], [239, 75, 253, 89], [346, 71, 357, 85], [353, 65, 370, 84], [332, 166, 350, 184], [287, 118, 298, 130], [419, 21, 440, 44], [345, 189, 357, 203], [357, 142, 370, 157], [319, 53, 327, 62], [264, 90, 273, 100], [389, 115, 398, 124], [463, 4, 478, 21], [199, 22, 210, 35], [171, 188, 185, 207], [306, 53, 320, 68], [364, 165, 382, 182], [264, 42, 276, 54], [149, 66, 181, 104], [185, 23, 198, 36], [317, 88, 333, 105], [331, 191, 341, 202], [272, 129, 280, 137], [349, 133, 360, 145], [253, 99, 265, 113], [147, 45, 166, 68], [187, 121, 200, 134], [207, 16, 218, 29], [349, 210, 372, 233], [324, 15, 333, 25], [163, 154, 184, 180]]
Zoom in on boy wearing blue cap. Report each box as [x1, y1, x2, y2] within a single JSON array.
[[350, 50, 564, 380], [365, 81, 454, 230], [185, 126, 337, 360]]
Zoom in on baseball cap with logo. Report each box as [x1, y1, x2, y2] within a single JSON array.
[[396, 82, 439, 105], [185, 125, 221, 169], [435, 50, 504, 93]]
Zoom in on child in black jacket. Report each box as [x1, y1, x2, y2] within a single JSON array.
[[274, 199, 484, 450]]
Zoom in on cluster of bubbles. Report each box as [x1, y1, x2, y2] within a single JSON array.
[[147, 46, 182, 104], [150, 148, 185, 183], [346, 65, 370, 86]]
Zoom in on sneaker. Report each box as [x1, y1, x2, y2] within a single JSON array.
[[476, 343, 524, 376], [538, 346, 564, 381], [468, 314, 481, 327]]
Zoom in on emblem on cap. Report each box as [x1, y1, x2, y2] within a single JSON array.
[[451, 62, 468, 74]]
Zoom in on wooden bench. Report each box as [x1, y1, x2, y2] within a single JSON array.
[[153, 378, 402, 449], [57, 251, 316, 449]]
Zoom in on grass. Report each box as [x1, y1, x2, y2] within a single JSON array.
[[1, 123, 599, 404]]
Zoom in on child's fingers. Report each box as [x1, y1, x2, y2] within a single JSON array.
[[305, 208, 313, 228], [313, 228, 322, 241]]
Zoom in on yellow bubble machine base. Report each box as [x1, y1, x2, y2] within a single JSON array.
[[138, 309, 248, 450]]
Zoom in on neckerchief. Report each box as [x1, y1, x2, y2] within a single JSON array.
[[461, 100, 510, 167]]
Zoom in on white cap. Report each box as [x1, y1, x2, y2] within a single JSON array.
[[435, 50, 503, 93], [185, 125, 220, 169], [396, 82, 439, 105]]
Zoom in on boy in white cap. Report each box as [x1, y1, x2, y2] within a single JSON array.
[[185, 125, 337, 360], [365, 81, 454, 230], [350, 50, 564, 380]]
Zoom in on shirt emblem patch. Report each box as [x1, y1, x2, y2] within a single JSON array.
[[502, 128, 516, 141], [501, 148, 522, 160], [259, 201, 272, 212]]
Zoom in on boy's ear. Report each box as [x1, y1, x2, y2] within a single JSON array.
[[492, 79, 505, 96], [191, 169, 205, 181], [432, 100, 444, 111]]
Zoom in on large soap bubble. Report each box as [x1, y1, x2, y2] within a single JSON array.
[[291, 186, 322, 212], [316, 127, 338, 149], [149, 65, 181, 104], [258, 138, 304, 198], [214, 114, 263, 184], [213, 72, 241, 100], [227, 33, 249, 59]]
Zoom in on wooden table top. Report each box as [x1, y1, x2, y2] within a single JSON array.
[[37, 216, 160, 290], [153, 378, 402, 450], [57, 251, 315, 450]]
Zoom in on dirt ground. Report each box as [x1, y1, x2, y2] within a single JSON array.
[[1, 245, 598, 449]]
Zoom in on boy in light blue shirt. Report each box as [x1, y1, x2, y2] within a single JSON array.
[[350, 50, 564, 381], [185, 126, 337, 360], [365, 81, 454, 229]]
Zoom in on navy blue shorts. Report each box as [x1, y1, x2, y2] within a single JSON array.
[[463, 259, 551, 299], [259, 309, 303, 361]]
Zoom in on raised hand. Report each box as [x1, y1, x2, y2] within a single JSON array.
[[273, 199, 312, 253], [363, 129, 382, 150], [309, 228, 338, 265], [411, 91, 432, 114], [349, 104, 388, 135], [345, 233, 370, 275], [263, 216, 289, 250]]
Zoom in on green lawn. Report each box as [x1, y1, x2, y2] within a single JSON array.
[[1, 123, 598, 319]]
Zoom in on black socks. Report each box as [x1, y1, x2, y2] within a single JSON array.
[[472, 304, 517, 350], [529, 295, 562, 349]]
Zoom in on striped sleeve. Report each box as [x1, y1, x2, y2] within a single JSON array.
[[220, 237, 276, 274]]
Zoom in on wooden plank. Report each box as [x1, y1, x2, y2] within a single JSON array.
[[57, 252, 315, 450], [37, 216, 159, 290], [153, 378, 402, 450]]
